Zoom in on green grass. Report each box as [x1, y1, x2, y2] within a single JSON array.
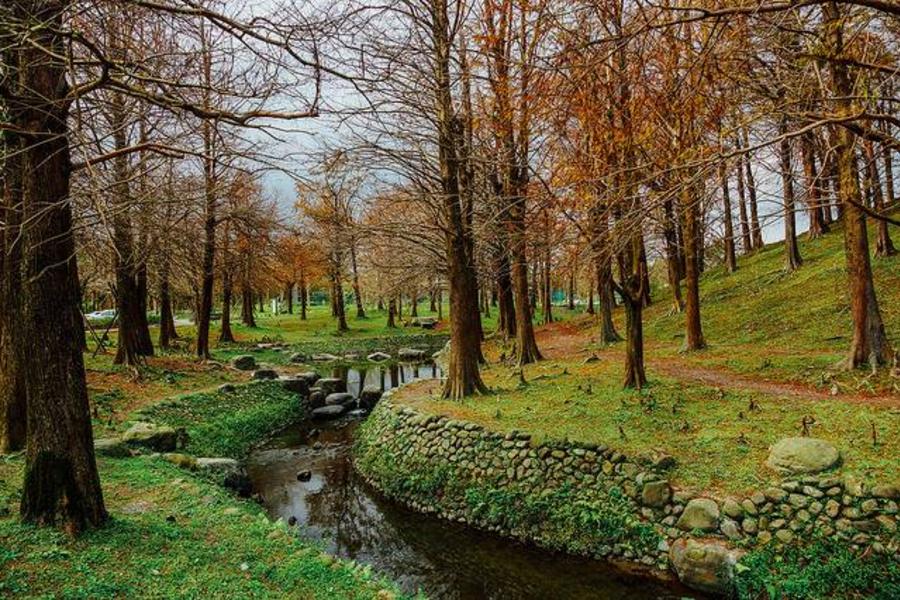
[[735, 535, 900, 599], [132, 381, 306, 458], [396, 223, 900, 494], [402, 357, 899, 494], [0, 456, 405, 600], [643, 224, 900, 391]]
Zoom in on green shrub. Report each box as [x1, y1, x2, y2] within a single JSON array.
[[735, 537, 900, 600]]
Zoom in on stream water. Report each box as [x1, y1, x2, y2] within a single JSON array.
[[247, 365, 699, 599]]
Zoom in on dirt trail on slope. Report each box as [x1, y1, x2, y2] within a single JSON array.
[[533, 320, 900, 409]]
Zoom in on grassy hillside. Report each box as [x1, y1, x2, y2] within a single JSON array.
[[397, 222, 900, 494], [643, 222, 900, 392]]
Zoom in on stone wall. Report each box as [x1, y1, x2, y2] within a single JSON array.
[[354, 394, 900, 596]]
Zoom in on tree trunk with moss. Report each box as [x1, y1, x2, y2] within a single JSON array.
[[12, 0, 107, 530]]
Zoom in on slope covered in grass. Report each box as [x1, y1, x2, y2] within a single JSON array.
[[644, 223, 900, 390], [396, 223, 900, 494]]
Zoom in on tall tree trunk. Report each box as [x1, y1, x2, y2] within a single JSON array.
[[682, 189, 706, 351], [195, 35, 216, 360], [350, 240, 366, 318], [719, 160, 737, 273], [135, 261, 153, 355], [220, 270, 235, 343], [387, 297, 397, 328], [430, 289, 437, 312], [433, 0, 485, 399], [864, 140, 896, 257], [802, 133, 829, 239], [586, 276, 595, 315], [823, 2, 893, 369], [639, 236, 653, 305], [779, 118, 803, 271], [542, 249, 553, 324], [14, 3, 107, 529], [734, 137, 753, 253], [598, 265, 620, 343], [158, 265, 177, 349], [411, 290, 418, 317], [662, 198, 685, 312], [110, 90, 151, 365], [299, 269, 308, 321], [591, 200, 621, 341], [743, 127, 764, 249], [241, 259, 256, 327], [622, 289, 646, 389], [332, 266, 348, 332], [495, 246, 516, 337], [882, 141, 896, 205], [619, 229, 646, 388], [1, 125, 26, 453], [567, 269, 576, 310]]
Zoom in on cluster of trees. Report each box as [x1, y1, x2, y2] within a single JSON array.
[[0, 0, 336, 532], [338, 0, 897, 396], [0, 0, 897, 535]]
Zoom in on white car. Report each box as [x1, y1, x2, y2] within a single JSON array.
[[85, 309, 117, 322]]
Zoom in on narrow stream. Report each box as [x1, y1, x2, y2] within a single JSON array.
[[247, 364, 699, 599]]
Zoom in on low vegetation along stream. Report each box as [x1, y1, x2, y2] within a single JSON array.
[[247, 363, 695, 599]]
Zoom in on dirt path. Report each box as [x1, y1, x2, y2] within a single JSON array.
[[532, 320, 900, 409]]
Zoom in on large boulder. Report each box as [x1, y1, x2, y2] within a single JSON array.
[[325, 392, 355, 407], [296, 371, 321, 385], [309, 390, 326, 409], [411, 317, 438, 329], [94, 437, 130, 458], [196, 457, 242, 478], [367, 352, 391, 362], [311, 353, 340, 362], [280, 376, 310, 396], [677, 498, 720, 531], [162, 453, 197, 470], [317, 377, 346, 396], [252, 369, 278, 381], [288, 352, 307, 364], [641, 480, 671, 508], [397, 348, 426, 361], [312, 405, 346, 420], [766, 437, 841, 475], [670, 539, 743, 596], [359, 386, 383, 410], [123, 422, 178, 452], [230, 355, 257, 371]]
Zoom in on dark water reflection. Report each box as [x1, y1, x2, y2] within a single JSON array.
[[247, 418, 700, 600]]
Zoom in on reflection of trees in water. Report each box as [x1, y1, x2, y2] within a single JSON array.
[[258, 424, 681, 600], [324, 362, 441, 398]]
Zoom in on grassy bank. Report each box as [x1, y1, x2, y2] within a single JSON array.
[[642, 221, 900, 393], [398, 354, 898, 494], [0, 456, 403, 599], [0, 380, 408, 599], [133, 381, 305, 458]]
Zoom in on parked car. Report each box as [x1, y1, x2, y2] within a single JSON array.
[[85, 309, 117, 323]]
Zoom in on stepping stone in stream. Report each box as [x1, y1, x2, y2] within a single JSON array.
[[312, 405, 346, 420]]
